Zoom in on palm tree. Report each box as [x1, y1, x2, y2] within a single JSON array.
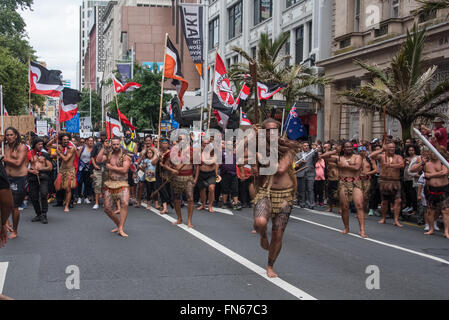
[[412, 0, 449, 17], [340, 24, 449, 140], [229, 32, 330, 114]]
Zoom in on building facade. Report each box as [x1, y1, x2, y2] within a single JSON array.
[[79, 0, 109, 91], [203, 0, 333, 139], [317, 0, 449, 141], [101, 0, 201, 106]]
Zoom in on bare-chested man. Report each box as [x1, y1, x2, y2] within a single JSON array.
[[334, 142, 367, 238], [3, 127, 29, 239], [194, 139, 218, 213], [166, 135, 195, 228], [359, 146, 378, 213], [97, 137, 131, 237], [252, 119, 301, 278], [410, 148, 449, 238], [55, 133, 77, 213], [370, 141, 405, 227], [320, 143, 340, 212]]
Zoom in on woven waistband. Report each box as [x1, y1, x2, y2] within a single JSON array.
[[339, 176, 361, 182], [178, 170, 193, 176]]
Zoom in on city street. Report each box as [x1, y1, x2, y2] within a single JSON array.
[[1, 202, 448, 300]]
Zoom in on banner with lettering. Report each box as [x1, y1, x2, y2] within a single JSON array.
[[179, 4, 204, 76]]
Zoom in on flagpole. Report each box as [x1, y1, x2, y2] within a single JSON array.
[[207, 49, 217, 132], [201, 0, 209, 131], [28, 56, 31, 114], [280, 107, 286, 137], [158, 33, 169, 150]]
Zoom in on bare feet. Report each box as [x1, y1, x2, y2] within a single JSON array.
[[160, 209, 168, 215], [359, 231, 368, 238], [6, 224, 13, 233], [327, 207, 333, 212], [251, 229, 257, 234], [111, 228, 119, 233], [394, 222, 403, 228], [266, 266, 278, 278], [8, 232, 18, 239], [187, 223, 194, 228], [64, 208, 70, 213], [260, 233, 269, 250], [173, 220, 183, 225], [341, 228, 349, 235], [118, 229, 128, 238], [208, 206, 214, 213], [197, 205, 205, 211], [114, 210, 120, 215], [424, 230, 434, 235], [444, 233, 449, 239], [378, 219, 386, 224]]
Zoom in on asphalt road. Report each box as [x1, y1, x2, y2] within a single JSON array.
[[1, 201, 448, 300]]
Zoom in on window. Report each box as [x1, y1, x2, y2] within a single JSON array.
[[340, 38, 351, 49], [374, 24, 388, 37], [419, 10, 437, 22], [254, 0, 272, 25], [354, 0, 361, 32], [285, 40, 290, 66], [295, 26, 304, 64], [226, 58, 231, 68], [209, 17, 219, 50], [286, 0, 300, 8], [251, 46, 257, 59], [392, 0, 399, 18], [308, 21, 312, 54], [233, 55, 239, 65], [229, 1, 242, 39]]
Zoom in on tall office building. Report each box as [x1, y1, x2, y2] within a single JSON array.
[[79, 0, 109, 90], [204, 0, 332, 139]]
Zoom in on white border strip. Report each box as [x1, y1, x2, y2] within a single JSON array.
[[0, 262, 8, 294], [146, 206, 316, 300], [290, 215, 449, 266]]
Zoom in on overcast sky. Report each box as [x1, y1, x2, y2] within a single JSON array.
[[21, 0, 80, 89]]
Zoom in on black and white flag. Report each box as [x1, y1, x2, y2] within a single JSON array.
[[179, 4, 204, 76]]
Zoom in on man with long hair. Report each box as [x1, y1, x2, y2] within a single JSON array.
[[3, 127, 29, 239], [96, 137, 131, 237], [252, 119, 301, 278]]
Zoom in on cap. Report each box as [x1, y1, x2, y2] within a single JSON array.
[[433, 117, 445, 123]]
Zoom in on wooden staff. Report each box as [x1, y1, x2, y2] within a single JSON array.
[[28, 56, 31, 112], [150, 163, 188, 199], [207, 49, 217, 132], [158, 33, 169, 151], [383, 105, 387, 140]]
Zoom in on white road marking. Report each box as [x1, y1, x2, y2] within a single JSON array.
[[145, 205, 316, 300], [293, 206, 340, 218], [0, 262, 8, 294], [210, 207, 234, 216], [290, 215, 449, 266]]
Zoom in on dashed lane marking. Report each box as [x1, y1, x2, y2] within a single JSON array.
[[143, 204, 317, 300]]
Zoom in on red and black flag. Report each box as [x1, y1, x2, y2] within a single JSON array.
[[164, 36, 189, 107], [106, 113, 123, 139], [212, 52, 236, 129], [117, 107, 136, 131], [59, 88, 81, 122], [257, 82, 287, 101], [112, 75, 141, 93], [29, 61, 63, 97]]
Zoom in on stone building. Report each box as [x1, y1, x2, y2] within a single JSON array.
[[317, 0, 449, 141]]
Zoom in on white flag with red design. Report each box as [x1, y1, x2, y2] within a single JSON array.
[[106, 113, 123, 139]]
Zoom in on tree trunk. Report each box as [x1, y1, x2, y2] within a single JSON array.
[[402, 122, 412, 141]]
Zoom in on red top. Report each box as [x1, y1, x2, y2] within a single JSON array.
[[433, 127, 448, 148]]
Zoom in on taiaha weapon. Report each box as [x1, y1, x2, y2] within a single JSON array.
[[294, 166, 309, 175], [150, 163, 188, 199], [413, 127, 449, 170], [295, 149, 317, 165]]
